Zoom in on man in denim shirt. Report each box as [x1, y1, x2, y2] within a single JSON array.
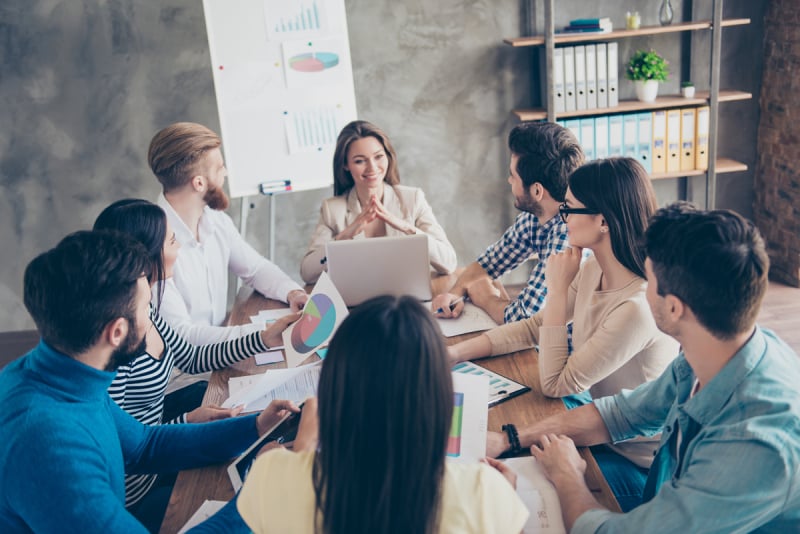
[[489, 202, 799, 532], [432, 122, 584, 324]]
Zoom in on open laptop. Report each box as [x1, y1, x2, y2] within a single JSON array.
[[325, 234, 432, 306]]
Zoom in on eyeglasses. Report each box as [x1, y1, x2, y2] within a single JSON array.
[[559, 203, 600, 223]]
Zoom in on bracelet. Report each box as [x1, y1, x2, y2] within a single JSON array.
[[501, 423, 522, 454]]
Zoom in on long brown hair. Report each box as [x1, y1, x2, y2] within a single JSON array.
[[332, 120, 400, 196], [312, 295, 453, 534], [569, 157, 657, 278]]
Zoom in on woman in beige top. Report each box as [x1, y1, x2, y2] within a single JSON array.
[[449, 158, 678, 510], [300, 120, 457, 284]]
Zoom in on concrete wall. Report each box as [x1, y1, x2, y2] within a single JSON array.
[[0, 0, 767, 330]]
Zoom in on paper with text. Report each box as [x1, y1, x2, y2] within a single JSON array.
[[223, 362, 321, 412], [502, 457, 566, 534], [436, 303, 499, 337]]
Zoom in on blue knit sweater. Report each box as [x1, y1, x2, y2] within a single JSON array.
[[0, 341, 254, 533]]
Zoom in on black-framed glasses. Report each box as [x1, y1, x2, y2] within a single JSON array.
[[559, 203, 599, 223]]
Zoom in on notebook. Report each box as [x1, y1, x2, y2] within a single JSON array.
[[325, 234, 432, 306]]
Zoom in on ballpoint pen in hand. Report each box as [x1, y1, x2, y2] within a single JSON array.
[[436, 296, 465, 314]]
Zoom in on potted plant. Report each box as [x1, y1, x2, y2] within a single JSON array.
[[625, 49, 669, 103], [681, 81, 695, 98]]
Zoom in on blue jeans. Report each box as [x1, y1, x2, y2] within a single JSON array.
[[562, 392, 647, 511], [591, 444, 649, 512]]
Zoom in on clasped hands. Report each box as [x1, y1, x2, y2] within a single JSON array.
[[337, 194, 415, 240]]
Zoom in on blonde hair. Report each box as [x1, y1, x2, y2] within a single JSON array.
[[148, 122, 221, 192]]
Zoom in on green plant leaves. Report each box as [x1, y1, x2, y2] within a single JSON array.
[[625, 49, 669, 82]]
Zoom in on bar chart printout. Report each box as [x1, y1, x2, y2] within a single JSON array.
[[265, 0, 327, 40], [447, 392, 465, 457], [285, 107, 342, 154]]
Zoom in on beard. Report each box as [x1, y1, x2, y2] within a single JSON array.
[[204, 182, 230, 211], [105, 324, 147, 372], [514, 191, 543, 217]]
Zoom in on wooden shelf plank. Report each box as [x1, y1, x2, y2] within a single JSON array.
[[511, 90, 752, 121], [649, 158, 747, 181], [503, 18, 751, 47]]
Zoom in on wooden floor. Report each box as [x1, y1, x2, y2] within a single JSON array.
[[756, 281, 800, 355]]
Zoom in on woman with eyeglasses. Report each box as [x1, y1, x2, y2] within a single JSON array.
[[449, 157, 679, 512]]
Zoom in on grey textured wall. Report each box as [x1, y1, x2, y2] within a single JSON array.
[[0, 0, 767, 330]]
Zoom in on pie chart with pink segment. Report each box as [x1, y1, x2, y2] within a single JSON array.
[[290, 294, 337, 354]]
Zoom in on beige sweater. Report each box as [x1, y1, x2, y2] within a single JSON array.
[[485, 256, 679, 467]]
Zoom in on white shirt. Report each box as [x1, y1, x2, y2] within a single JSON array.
[[157, 194, 302, 346]]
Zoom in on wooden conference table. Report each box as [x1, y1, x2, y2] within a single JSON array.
[[160, 275, 620, 533]]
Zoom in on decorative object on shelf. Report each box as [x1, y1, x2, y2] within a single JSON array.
[[681, 81, 696, 98], [626, 49, 669, 103], [625, 11, 641, 30], [659, 0, 674, 26]]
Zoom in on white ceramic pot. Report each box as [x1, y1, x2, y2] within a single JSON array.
[[634, 80, 659, 103], [681, 85, 696, 98]]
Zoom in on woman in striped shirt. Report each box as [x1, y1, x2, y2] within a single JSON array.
[[94, 199, 298, 530]]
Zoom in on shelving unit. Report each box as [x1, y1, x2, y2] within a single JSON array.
[[505, 1, 751, 207]]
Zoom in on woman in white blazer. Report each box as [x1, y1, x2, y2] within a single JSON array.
[[300, 120, 457, 284]]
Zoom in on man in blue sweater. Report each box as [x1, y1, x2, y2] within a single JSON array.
[[0, 231, 296, 533]]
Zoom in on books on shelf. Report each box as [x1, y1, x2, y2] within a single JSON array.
[[558, 16, 612, 34]]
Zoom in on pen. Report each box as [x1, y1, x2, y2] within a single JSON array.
[[436, 296, 465, 314]]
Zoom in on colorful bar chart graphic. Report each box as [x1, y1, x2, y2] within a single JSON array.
[[273, 1, 322, 34], [288, 108, 340, 151], [291, 294, 337, 353], [447, 392, 464, 457], [289, 52, 339, 72]]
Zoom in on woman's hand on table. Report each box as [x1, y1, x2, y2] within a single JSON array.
[[260, 312, 302, 348]]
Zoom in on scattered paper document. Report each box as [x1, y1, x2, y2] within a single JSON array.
[[446, 371, 489, 463], [255, 349, 284, 366], [223, 362, 321, 412], [249, 307, 294, 329], [503, 457, 566, 534], [177, 499, 227, 533], [436, 303, 499, 337], [282, 272, 348, 367]]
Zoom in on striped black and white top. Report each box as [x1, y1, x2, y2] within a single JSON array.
[[108, 307, 268, 507]]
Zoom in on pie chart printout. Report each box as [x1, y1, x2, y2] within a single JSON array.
[[289, 52, 340, 72], [291, 294, 337, 353]]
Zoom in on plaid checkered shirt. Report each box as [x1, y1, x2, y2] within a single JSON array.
[[477, 212, 569, 323]]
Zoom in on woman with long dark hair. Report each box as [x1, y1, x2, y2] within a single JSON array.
[[449, 157, 679, 512], [300, 120, 457, 284], [93, 199, 298, 530], [237, 296, 528, 533]]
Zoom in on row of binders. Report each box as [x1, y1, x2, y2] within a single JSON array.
[[542, 43, 619, 113], [558, 106, 710, 174]]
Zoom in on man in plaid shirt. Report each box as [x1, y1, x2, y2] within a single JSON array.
[[433, 122, 584, 324]]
